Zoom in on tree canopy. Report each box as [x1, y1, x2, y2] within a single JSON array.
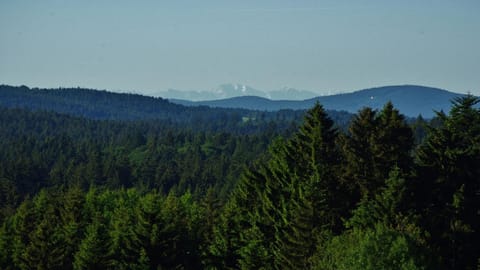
[[1, 96, 479, 269]]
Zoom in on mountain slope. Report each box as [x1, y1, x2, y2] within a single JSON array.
[[170, 85, 468, 118]]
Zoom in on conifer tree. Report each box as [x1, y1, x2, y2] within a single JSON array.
[[375, 102, 414, 177], [341, 107, 377, 197], [342, 103, 413, 200], [238, 224, 270, 270], [312, 223, 431, 270], [73, 219, 113, 270], [109, 189, 141, 269], [133, 192, 164, 269], [11, 199, 36, 269], [227, 103, 343, 269], [59, 185, 86, 270], [208, 197, 245, 269], [346, 167, 413, 230], [0, 219, 15, 269], [415, 95, 480, 270], [23, 210, 66, 270], [158, 192, 190, 269]]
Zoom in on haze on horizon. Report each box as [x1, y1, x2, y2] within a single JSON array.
[[1, 0, 479, 96]]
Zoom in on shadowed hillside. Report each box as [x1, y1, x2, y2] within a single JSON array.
[[171, 85, 468, 118]]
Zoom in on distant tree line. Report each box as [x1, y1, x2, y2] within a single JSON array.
[[0, 84, 354, 133]]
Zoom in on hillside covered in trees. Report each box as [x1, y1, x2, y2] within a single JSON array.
[[0, 85, 353, 133], [0, 90, 479, 269]]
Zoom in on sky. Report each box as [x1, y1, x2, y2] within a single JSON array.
[[1, 0, 479, 96]]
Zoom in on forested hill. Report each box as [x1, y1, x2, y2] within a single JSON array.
[[0, 92, 479, 269], [0, 84, 231, 121], [0, 84, 352, 132], [171, 85, 467, 118], [1, 96, 479, 269]]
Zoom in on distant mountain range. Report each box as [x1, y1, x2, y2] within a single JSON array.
[[158, 84, 318, 101], [170, 85, 470, 118]]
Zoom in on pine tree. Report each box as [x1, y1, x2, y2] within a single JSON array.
[[133, 192, 164, 269], [272, 190, 316, 270], [73, 219, 113, 270], [342, 103, 414, 201], [346, 167, 413, 230], [109, 189, 141, 269], [23, 210, 66, 270], [59, 185, 86, 270], [11, 199, 36, 269], [238, 224, 270, 270], [341, 107, 377, 197], [273, 103, 341, 268], [226, 103, 343, 269], [208, 198, 245, 269], [292, 103, 343, 230], [415, 95, 480, 270], [0, 177, 19, 222], [0, 219, 15, 269], [158, 192, 190, 269], [198, 188, 221, 267], [312, 223, 432, 270], [374, 102, 414, 178]]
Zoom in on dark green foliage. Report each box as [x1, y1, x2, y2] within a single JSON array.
[[0, 84, 314, 133], [208, 198, 245, 269], [0, 219, 15, 269], [0, 95, 479, 269], [209, 103, 344, 269], [73, 221, 113, 270], [0, 106, 278, 206], [340, 107, 378, 196], [341, 103, 414, 200], [312, 224, 431, 270], [0, 177, 18, 222], [415, 95, 480, 269], [1, 188, 208, 269], [109, 189, 141, 269], [347, 167, 411, 230]]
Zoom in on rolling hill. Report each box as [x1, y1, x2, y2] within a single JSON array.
[[171, 85, 468, 118], [0, 85, 341, 133]]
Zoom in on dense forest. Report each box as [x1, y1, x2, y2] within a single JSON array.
[[0, 89, 479, 269], [0, 85, 353, 133]]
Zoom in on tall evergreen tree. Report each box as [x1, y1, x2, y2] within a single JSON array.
[[375, 102, 414, 177], [59, 185, 86, 270], [0, 219, 15, 270], [133, 192, 164, 269], [22, 209, 66, 270], [415, 95, 480, 270], [346, 167, 415, 231], [73, 219, 113, 270], [109, 189, 141, 269], [342, 103, 414, 199], [222, 103, 343, 269], [341, 107, 377, 197], [11, 199, 36, 269]]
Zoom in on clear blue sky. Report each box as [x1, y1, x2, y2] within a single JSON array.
[[1, 0, 479, 95]]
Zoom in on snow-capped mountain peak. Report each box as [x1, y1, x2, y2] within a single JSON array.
[[158, 83, 318, 101]]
